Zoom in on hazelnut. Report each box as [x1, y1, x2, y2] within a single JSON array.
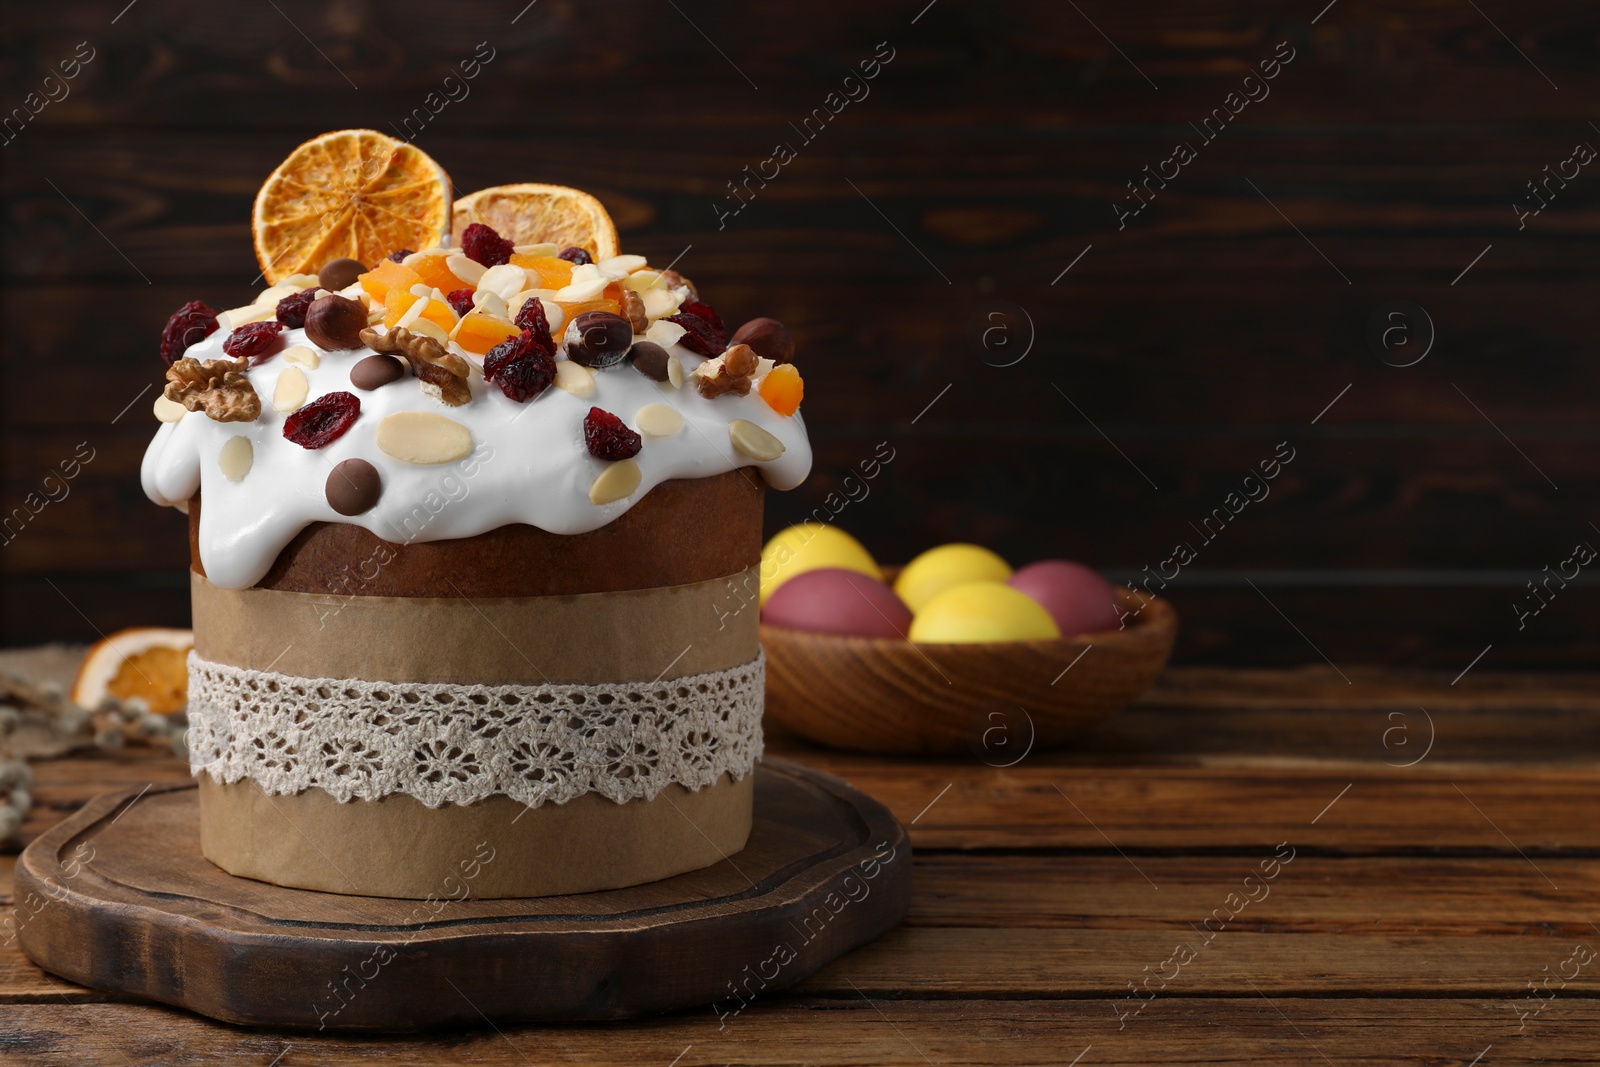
[[305, 294, 367, 351], [659, 269, 698, 302], [729, 317, 794, 365]]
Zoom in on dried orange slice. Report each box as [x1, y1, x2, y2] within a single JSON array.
[[71, 627, 193, 714], [253, 129, 452, 285], [453, 183, 618, 261]]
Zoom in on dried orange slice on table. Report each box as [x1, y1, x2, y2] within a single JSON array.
[[453, 183, 619, 261], [71, 627, 194, 714], [253, 129, 452, 284]]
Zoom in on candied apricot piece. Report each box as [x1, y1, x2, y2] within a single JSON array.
[[555, 298, 621, 319], [512, 254, 572, 290], [382, 291, 456, 331], [359, 259, 421, 306], [454, 311, 520, 355], [382, 289, 418, 328], [409, 253, 470, 295], [759, 363, 804, 416]]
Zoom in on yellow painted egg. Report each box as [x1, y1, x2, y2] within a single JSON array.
[[909, 581, 1061, 644], [759, 523, 880, 606], [894, 543, 1013, 613]]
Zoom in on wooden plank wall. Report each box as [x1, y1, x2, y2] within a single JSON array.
[[2, 1, 1596, 667]]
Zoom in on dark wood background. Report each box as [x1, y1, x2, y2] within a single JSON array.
[[2, 0, 1595, 668]]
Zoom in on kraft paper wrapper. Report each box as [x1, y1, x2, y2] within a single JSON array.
[[199, 775, 753, 899], [191, 567, 760, 684], [189, 567, 762, 898]]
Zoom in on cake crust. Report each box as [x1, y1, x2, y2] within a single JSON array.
[[189, 470, 764, 596]]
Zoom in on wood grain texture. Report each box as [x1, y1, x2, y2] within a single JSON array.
[[0, 999, 1590, 1066], [4, 667, 1600, 1061], [12, 763, 910, 1031], [3, 0, 1596, 663]]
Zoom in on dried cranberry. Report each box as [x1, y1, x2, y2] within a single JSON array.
[[666, 307, 727, 356], [275, 287, 317, 329], [387, 248, 415, 263], [484, 331, 556, 403], [159, 300, 219, 366], [557, 245, 593, 266], [679, 300, 725, 334], [514, 295, 553, 349], [584, 407, 642, 461], [446, 287, 477, 317], [460, 222, 513, 267], [283, 391, 361, 449], [222, 320, 285, 365]]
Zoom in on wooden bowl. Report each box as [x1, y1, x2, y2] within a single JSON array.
[[761, 587, 1176, 756]]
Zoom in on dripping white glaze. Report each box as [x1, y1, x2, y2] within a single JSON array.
[[143, 322, 811, 590]]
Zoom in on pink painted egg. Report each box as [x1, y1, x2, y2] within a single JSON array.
[[761, 567, 913, 639], [1007, 560, 1123, 638]]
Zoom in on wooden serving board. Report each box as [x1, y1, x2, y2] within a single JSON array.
[[13, 760, 910, 1032]]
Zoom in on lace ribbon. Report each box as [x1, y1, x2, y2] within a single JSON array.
[[185, 652, 764, 809]]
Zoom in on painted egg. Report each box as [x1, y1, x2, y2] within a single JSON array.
[[762, 568, 913, 638], [759, 523, 880, 606], [1008, 560, 1123, 638], [893, 543, 1012, 613], [908, 581, 1061, 644]]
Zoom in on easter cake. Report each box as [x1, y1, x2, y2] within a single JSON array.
[[140, 130, 812, 898]]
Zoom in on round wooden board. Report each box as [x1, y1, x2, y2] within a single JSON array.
[[15, 760, 911, 1033]]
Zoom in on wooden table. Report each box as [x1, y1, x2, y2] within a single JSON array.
[[4, 666, 1599, 1064]]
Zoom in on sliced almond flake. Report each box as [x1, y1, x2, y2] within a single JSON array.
[[473, 290, 509, 320], [634, 403, 684, 437], [407, 317, 451, 346], [409, 283, 435, 300], [282, 345, 320, 369], [281, 273, 321, 289], [755, 357, 776, 380], [218, 303, 276, 330], [153, 393, 188, 423], [478, 263, 529, 303], [513, 242, 558, 257], [395, 298, 426, 329], [588, 459, 642, 506], [555, 276, 608, 303], [553, 360, 595, 397], [729, 419, 785, 462], [645, 318, 686, 347], [446, 253, 486, 286], [599, 254, 648, 275], [665, 355, 684, 389], [569, 263, 604, 284], [376, 411, 473, 465], [402, 249, 450, 269], [254, 283, 298, 308], [542, 300, 566, 335], [641, 287, 678, 321], [218, 436, 254, 482], [624, 270, 665, 293], [272, 366, 310, 413]]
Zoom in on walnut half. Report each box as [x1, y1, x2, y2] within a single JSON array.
[[164, 356, 260, 422], [360, 326, 472, 407]]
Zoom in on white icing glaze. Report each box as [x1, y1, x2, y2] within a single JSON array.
[[143, 320, 811, 590]]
